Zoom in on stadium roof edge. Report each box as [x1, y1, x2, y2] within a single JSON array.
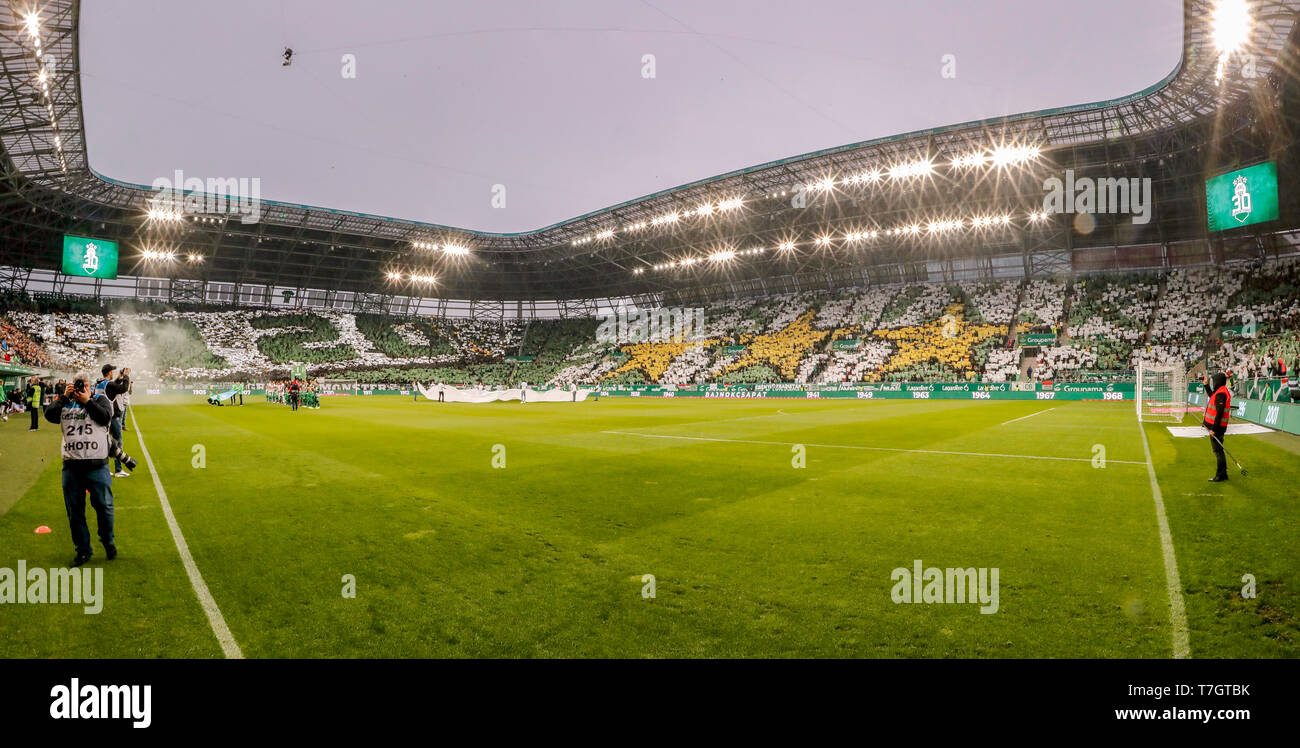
[[84, 60, 1187, 241]]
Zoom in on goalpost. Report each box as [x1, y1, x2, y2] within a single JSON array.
[[1136, 362, 1187, 423]]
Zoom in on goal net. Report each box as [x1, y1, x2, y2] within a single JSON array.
[[1136, 363, 1187, 423]]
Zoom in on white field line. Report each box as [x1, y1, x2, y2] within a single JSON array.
[[130, 409, 244, 659], [1136, 418, 1191, 659], [1000, 407, 1057, 426], [600, 430, 1147, 465]]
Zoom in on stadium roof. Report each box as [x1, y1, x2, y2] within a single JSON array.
[[0, 0, 1298, 312], [78, 0, 1184, 234]]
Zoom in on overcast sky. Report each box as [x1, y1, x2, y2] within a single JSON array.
[[79, 0, 1184, 234]]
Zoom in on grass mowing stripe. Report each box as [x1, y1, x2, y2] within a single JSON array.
[[1000, 407, 1057, 426], [601, 430, 1149, 465], [130, 408, 244, 659], [1136, 417, 1190, 659]]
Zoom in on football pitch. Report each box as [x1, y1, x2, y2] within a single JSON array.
[[1, 396, 1297, 658]]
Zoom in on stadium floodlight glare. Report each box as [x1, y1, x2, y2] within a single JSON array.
[[709, 250, 735, 262], [991, 145, 1040, 166], [718, 198, 743, 211], [441, 244, 470, 255], [952, 152, 987, 169], [385, 271, 402, 280], [816, 178, 836, 191], [778, 241, 796, 252], [23, 12, 40, 38], [1212, 0, 1251, 54], [146, 206, 184, 222], [889, 160, 934, 179], [187, 254, 202, 263], [815, 236, 832, 247]]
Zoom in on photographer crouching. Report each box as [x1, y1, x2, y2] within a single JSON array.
[[44, 374, 138, 566]]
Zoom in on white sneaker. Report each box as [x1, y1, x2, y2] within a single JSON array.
[[114, 471, 130, 478]]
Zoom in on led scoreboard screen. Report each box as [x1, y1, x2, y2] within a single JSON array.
[[1206, 162, 1280, 232], [61, 235, 120, 279]]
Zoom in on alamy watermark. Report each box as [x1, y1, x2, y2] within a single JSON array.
[[890, 559, 999, 614], [150, 169, 262, 224], [0, 560, 103, 614], [50, 678, 151, 728], [596, 306, 705, 345], [1043, 170, 1152, 225]]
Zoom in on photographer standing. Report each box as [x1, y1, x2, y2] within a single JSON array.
[[1202, 372, 1232, 483], [119, 368, 133, 431], [94, 365, 131, 477], [45, 376, 116, 567]]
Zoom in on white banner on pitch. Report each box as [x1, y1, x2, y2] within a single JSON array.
[[416, 383, 594, 403]]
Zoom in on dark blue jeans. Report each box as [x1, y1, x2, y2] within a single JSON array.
[[62, 463, 114, 556], [109, 416, 123, 472]]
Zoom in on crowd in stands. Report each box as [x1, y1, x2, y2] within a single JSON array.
[[1, 316, 52, 367], [3, 256, 1298, 387], [1018, 279, 1066, 330]]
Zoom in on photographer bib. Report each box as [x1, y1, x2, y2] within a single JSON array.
[[61, 405, 109, 460]]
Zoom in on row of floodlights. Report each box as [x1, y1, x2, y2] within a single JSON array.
[[572, 148, 1042, 247], [24, 11, 67, 172], [642, 211, 1052, 272], [140, 250, 203, 262], [386, 271, 437, 283], [411, 241, 470, 255]]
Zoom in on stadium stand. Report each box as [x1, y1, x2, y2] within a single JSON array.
[[4, 260, 1299, 387]]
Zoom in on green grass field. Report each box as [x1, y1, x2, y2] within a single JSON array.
[[1, 395, 1296, 658]]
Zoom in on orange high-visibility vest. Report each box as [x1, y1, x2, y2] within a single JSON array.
[[1203, 385, 1232, 430]]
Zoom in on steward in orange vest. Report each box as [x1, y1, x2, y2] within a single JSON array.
[[1202, 372, 1231, 482]]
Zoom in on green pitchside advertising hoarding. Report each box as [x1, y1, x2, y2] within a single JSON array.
[[1018, 333, 1057, 346]]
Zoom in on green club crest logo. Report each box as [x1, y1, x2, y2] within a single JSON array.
[[1231, 175, 1252, 223]]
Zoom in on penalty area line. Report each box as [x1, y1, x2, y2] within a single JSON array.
[[1135, 419, 1191, 659], [130, 409, 244, 659], [600, 430, 1147, 465]]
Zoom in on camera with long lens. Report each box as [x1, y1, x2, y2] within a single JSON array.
[[108, 436, 137, 472]]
